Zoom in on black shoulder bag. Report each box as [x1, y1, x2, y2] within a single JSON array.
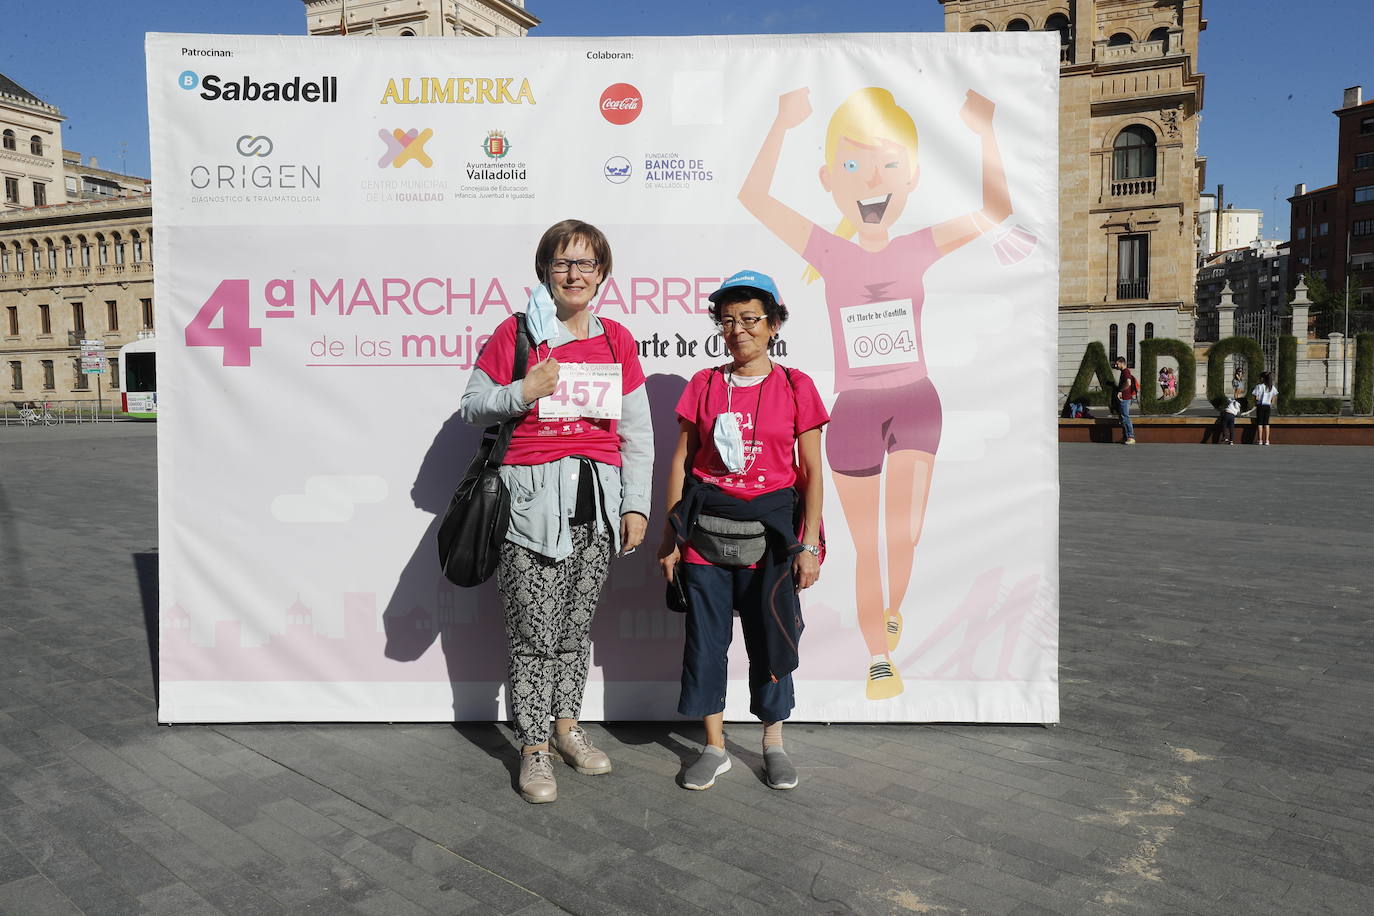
[[438, 314, 531, 587]]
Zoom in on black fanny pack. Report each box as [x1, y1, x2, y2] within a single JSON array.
[[692, 513, 767, 567]]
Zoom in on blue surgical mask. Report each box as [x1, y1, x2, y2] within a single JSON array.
[[525, 284, 558, 346], [713, 411, 746, 474]]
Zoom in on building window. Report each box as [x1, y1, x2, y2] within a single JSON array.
[[9, 361, 20, 390], [6, 306, 17, 336], [1117, 233, 1150, 300], [106, 300, 119, 331], [41, 360, 54, 390], [0, 248, 7, 272], [4, 177, 18, 203], [38, 304, 51, 335], [30, 135, 42, 156], [1296, 226, 1307, 240], [1113, 126, 1157, 180], [80, 240, 90, 267], [1354, 219, 1374, 238], [1045, 13, 1070, 43], [1355, 185, 1374, 205], [71, 302, 85, 334], [1108, 324, 1119, 362], [1319, 222, 1329, 236], [73, 358, 89, 391], [32, 183, 45, 207], [970, 24, 990, 32], [64, 240, 73, 268], [1, 129, 14, 151], [1145, 322, 1155, 339], [114, 239, 125, 265], [133, 238, 144, 262], [1126, 323, 1138, 368], [141, 298, 154, 329], [98, 238, 109, 265], [1362, 116, 1374, 136], [1357, 152, 1374, 171], [109, 357, 119, 389], [1147, 26, 1169, 49], [1006, 18, 1030, 31], [46, 244, 56, 270], [1108, 32, 1133, 46]]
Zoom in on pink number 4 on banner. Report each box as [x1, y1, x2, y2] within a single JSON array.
[[184, 279, 263, 367]]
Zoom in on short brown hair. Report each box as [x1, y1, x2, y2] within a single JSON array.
[[534, 219, 612, 284]]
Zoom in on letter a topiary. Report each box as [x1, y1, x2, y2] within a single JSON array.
[[1065, 341, 1117, 408], [1206, 336, 1265, 410], [1354, 332, 1374, 416], [1279, 336, 1342, 415], [1138, 337, 1196, 415]]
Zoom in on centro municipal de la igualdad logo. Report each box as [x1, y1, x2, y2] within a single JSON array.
[[378, 129, 434, 168]]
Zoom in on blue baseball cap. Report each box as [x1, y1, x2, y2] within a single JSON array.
[[708, 269, 783, 309]]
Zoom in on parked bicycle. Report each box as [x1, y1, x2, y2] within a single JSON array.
[[17, 401, 60, 427]]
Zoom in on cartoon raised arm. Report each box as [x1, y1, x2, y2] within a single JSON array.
[[931, 90, 1013, 255], [738, 88, 819, 256]]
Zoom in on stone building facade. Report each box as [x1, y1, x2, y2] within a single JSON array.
[[302, 0, 538, 37], [1, 196, 154, 408], [938, 0, 1207, 386], [1, 74, 63, 212]]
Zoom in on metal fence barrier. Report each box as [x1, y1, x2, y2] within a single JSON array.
[[2, 399, 125, 426]]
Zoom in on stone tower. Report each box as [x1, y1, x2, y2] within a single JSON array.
[[302, 0, 538, 38], [938, 0, 1207, 385]]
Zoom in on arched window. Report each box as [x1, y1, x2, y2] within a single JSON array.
[[45, 241, 56, 270], [132, 232, 144, 263], [1, 129, 14, 151], [1109, 32, 1133, 46], [62, 237, 73, 268], [30, 135, 43, 156], [1109, 324, 1119, 362], [113, 233, 125, 265], [399, 28, 416, 36], [1045, 13, 1071, 44], [1006, 18, 1031, 31], [1113, 125, 1157, 180], [97, 234, 109, 265], [79, 236, 91, 268], [1148, 26, 1169, 50], [970, 24, 991, 32], [1145, 322, 1155, 339], [1126, 323, 1138, 368]]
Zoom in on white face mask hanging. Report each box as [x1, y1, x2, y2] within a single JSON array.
[[713, 411, 747, 474]]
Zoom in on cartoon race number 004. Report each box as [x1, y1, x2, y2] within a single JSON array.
[[839, 299, 919, 370]]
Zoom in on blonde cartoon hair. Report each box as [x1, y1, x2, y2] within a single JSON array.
[[804, 87, 920, 284]]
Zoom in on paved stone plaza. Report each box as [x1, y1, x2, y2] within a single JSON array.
[[2, 424, 1372, 915]]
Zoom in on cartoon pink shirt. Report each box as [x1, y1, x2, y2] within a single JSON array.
[[675, 365, 829, 565], [802, 224, 945, 393]]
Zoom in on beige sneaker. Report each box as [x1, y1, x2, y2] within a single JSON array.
[[550, 724, 612, 775], [866, 657, 904, 700], [885, 609, 903, 653], [518, 750, 557, 803]]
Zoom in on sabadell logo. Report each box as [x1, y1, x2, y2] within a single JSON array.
[[599, 83, 642, 125], [178, 70, 338, 103]]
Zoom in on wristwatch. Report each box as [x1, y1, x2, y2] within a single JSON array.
[[800, 543, 821, 557]]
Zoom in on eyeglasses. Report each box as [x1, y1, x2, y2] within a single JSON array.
[[717, 315, 766, 331], [548, 258, 600, 274]]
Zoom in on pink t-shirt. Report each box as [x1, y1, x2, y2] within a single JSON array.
[[675, 365, 829, 564], [802, 224, 944, 393], [475, 314, 646, 466]]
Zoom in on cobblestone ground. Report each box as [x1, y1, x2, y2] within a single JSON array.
[[1, 426, 1371, 914]]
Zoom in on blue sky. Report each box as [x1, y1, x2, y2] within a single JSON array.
[[2, 0, 1369, 238]]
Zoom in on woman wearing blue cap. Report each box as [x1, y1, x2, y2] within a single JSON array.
[[657, 270, 829, 790]]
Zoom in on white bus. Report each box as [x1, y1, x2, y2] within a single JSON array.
[[118, 337, 157, 419]]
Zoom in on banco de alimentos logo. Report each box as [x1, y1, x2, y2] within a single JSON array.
[[178, 70, 338, 103], [378, 129, 434, 168]]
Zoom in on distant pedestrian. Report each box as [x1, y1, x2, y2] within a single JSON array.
[[1219, 393, 1241, 444], [1251, 371, 1278, 446], [1114, 356, 1138, 445], [1164, 366, 1177, 398], [1232, 365, 1244, 397]]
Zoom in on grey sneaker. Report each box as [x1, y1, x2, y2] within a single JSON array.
[[518, 750, 557, 804], [550, 724, 612, 775], [681, 746, 731, 790], [763, 746, 798, 790]]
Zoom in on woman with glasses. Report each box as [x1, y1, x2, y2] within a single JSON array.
[[657, 270, 828, 791], [460, 219, 652, 803]]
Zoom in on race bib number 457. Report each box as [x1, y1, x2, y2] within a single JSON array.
[[538, 363, 623, 420], [838, 299, 918, 370]]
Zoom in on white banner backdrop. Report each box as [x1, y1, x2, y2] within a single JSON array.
[[148, 31, 1059, 723]]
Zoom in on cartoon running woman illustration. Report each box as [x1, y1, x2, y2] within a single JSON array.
[[739, 86, 1019, 699]]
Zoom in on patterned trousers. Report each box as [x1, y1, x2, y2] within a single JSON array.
[[497, 523, 611, 747]]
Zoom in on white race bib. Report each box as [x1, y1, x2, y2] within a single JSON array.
[[537, 362, 623, 420], [838, 298, 919, 370]]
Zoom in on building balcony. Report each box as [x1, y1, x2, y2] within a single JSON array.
[[1100, 39, 1169, 63], [1117, 279, 1150, 300], [1111, 177, 1157, 197]]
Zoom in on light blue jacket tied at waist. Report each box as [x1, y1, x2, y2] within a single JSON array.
[[458, 316, 653, 561]]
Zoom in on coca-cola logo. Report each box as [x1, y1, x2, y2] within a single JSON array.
[[599, 83, 642, 125]]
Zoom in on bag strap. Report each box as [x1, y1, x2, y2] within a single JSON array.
[[484, 313, 531, 468]]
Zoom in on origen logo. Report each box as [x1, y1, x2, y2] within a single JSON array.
[[236, 135, 273, 157], [481, 130, 509, 159], [599, 83, 642, 125], [604, 156, 631, 184], [378, 128, 434, 168]]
